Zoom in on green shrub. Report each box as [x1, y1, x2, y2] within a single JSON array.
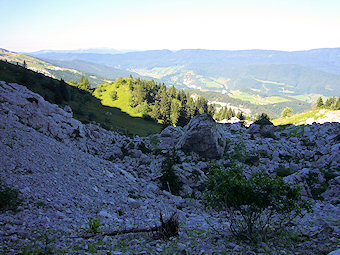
[[110, 90, 118, 101], [160, 150, 183, 196], [204, 163, 311, 241], [88, 218, 101, 233], [0, 181, 22, 211], [281, 107, 294, 118], [306, 172, 329, 200], [244, 154, 260, 166]]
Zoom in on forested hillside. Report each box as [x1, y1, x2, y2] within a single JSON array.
[[0, 48, 107, 86], [94, 77, 214, 126], [0, 60, 162, 136]]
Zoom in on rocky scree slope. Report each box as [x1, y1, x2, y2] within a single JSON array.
[[0, 81, 339, 254]]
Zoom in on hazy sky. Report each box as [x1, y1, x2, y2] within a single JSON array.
[[1, 0, 340, 52]]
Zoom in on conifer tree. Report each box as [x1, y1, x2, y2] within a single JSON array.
[[151, 101, 161, 120], [170, 99, 180, 126], [316, 97, 324, 108], [325, 97, 336, 109], [336, 97, 340, 110]]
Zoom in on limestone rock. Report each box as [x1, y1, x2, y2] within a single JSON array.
[[176, 114, 227, 159]]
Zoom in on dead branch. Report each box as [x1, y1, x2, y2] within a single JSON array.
[[73, 212, 179, 239]]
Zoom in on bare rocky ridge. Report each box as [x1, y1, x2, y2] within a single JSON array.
[[0, 81, 339, 254]]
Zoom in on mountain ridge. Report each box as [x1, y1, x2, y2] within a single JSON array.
[[28, 48, 340, 97]]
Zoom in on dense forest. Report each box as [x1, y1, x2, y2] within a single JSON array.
[[110, 77, 216, 126]]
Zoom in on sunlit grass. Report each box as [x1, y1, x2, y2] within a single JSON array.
[[273, 109, 324, 125], [94, 83, 142, 117], [229, 90, 290, 105]]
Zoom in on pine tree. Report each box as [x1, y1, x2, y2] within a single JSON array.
[[186, 96, 196, 119], [170, 99, 180, 126], [151, 101, 161, 120], [336, 97, 340, 110], [78, 76, 91, 91], [316, 97, 324, 108], [325, 97, 336, 109], [237, 111, 246, 120], [169, 85, 177, 99], [160, 150, 182, 195], [208, 104, 216, 117]]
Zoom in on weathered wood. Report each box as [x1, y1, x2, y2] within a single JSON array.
[[73, 212, 178, 239]]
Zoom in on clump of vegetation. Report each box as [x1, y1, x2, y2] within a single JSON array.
[[204, 163, 311, 242], [306, 172, 329, 201], [0, 181, 22, 211], [159, 150, 183, 196], [281, 107, 294, 118], [88, 217, 101, 234], [254, 113, 273, 125], [225, 143, 259, 166]]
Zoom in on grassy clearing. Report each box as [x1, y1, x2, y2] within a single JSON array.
[[93, 83, 142, 117], [229, 90, 290, 105], [254, 78, 287, 86], [289, 94, 325, 103]]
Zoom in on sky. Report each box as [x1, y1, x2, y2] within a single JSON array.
[[1, 0, 340, 52]]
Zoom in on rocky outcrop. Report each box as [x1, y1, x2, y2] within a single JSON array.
[[247, 122, 276, 137], [176, 114, 227, 159]]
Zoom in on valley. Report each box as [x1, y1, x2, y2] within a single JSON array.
[[25, 48, 340, 118]]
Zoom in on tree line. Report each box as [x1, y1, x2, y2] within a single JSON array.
[[316, 96, 340, 110], [69, 76, 92, 92], [73, 75, 249, 126], [116, 77, 215, 126], [214, 106, 246, 121]]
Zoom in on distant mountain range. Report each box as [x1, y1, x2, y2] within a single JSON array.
[[28, 48, 340, 96], [28, 48, 137, 55], [0, 48, 146, 86], [2, 47, 339, 118]]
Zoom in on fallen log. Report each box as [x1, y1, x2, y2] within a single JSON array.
[[73, 212, 179, 239]]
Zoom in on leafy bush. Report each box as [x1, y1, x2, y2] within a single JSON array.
[[281, 107, 294, 118], [204, 163, 311, 241], [160, 150, 183, 196], [0, 181, 22, 211]]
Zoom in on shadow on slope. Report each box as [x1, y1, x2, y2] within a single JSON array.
[[0, 60, 162, 136]]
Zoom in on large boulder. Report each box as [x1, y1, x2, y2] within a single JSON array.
[[247, 123, 276, 137], [176, 114, 227, 159]]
